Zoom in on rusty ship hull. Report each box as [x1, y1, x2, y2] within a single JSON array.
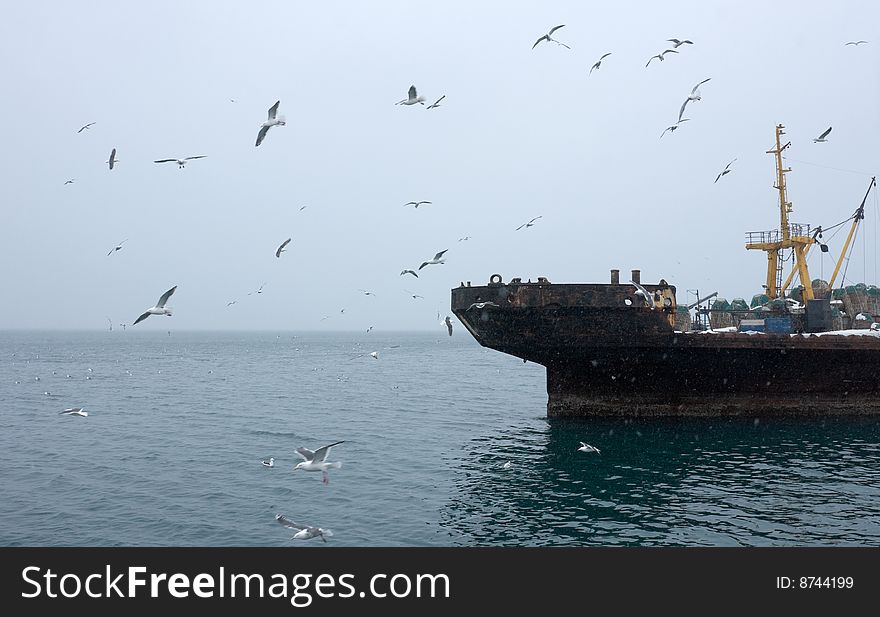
[[451, 277, 880, 417]]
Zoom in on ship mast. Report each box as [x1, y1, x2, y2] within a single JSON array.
[[745, 124, 815, 301]]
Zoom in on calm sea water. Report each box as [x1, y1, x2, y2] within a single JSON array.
[[1, 330, 878, 547]]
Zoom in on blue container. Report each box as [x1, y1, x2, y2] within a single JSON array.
[[765, 316, 793, 334]]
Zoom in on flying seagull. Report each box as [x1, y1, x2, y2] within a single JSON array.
[[646, 49, 678, 67], [400, 269, 419, 278], [844, 40, 869, 46], [589, 52, 612, 74], [358, 289, 376, 296], [577, 442, 600, 454], [629, 280, 654, 308], [813, 127, 832, 143], [107, 239, 127, 256], [275, 238, 291, 258], [133, 286, 177, 325], [660, 118, 690, 139], [426, 95, 445, 109], [458, 236, 471, 242], [275, 514, 333, 542], [106, 148, 118, 170], [77, 122, 96, 133], [532, 25, 570, 49], [396, 85, 426, 106], [255, 100, 286, 147], [667, 38, 693, 48], [293, 441, 344, 484], [404, 289, 424, 299], [714, 158, 737, 183], [467, 301, 500, 310], [404, 200, 431, 208], [516, 216, 542, 231], [419, 249, 448, 270], [226, 300, 237, 307], [64, 179, 75, 185], [262, 457, 275, 468], [153, 155, 207, 169], [60, 407, 88, 417], [678, 78, 711, 122], [445, 315, 453, 336]]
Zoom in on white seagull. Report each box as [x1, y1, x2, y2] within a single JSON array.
[[715, 158, 737, 183], [275, 514, 333, 542], [400, 269, 419, 278], [667, 38, 693, 48], [275, 238, 291, 258], [629, 280, 654, 308], [516, 216, 542, 231], [427, 95, 445, 109], [532, 25, 570, 49], [678, 78, 711, 122], [64, 179, 75, 185], [106, 148, 118, 170], [77, 122, 96, 133], [578, 442, 600, 454], [262, 457, 275, 468], [589, 52, 612, 74], [133, 286, 177, 325], [660, 118, 689, 139], [404, 200, 432, 208], [813, 127, 832, 143], [467, 301, 500, 310], [107, 239, 127, 256], [445, 316, 453, 336], [396, 85, 426, 106], [419, 249, 448, 270], [844, 40, 869, 46], [60, 407, 88, 417], [153, 155, 207, 169], [293, 441, 344, 484], [646, 49, 678, 67], [255, 100, 286, 147]]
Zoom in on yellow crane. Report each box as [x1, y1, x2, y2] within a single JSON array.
[[827, 176, 877, 289], [745, 124, 816, 301]]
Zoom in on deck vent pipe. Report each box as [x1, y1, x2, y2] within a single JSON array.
[[611, 269, 620, 284], [631, 269, 641, 284]]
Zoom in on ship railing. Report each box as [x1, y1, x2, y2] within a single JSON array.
[[745, 223, 813, 244]]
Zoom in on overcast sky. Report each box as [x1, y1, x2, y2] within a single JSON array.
[[2, 1, 878, 330]]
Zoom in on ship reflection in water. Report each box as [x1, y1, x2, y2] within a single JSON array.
[[439, 415, 880, 546]]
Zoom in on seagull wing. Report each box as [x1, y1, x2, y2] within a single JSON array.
[[108, 148, 116, 169], [153, 159, 176, 163], [818, 126, 832, 140], [268, 100, 280, 120], [645, 55, 658, 67], [691, 78, 711, 94], [275, 514, 306, 531], [156, 286, 177, 308], [600, 52, 612, 60], [433, 249, 449, 260], [408, 85, 417, 101], [295, 447, 315, 461], [311, 441, 344, 463], [529, 216, 543, 224], [678, 98, 691, 122], [445, 316, 453, 336], [255, 125, 270, 147], [548, 24, 565, 35], [667, 38, 681, 45], [714, 171, 723, 183], [184, 155, 207, 161], [532, 34, 548, 49], [418, 261, 430, 270], [515, 223, 526, 230], [660, 127, 671, 139], [133, 311, 151, 325]]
